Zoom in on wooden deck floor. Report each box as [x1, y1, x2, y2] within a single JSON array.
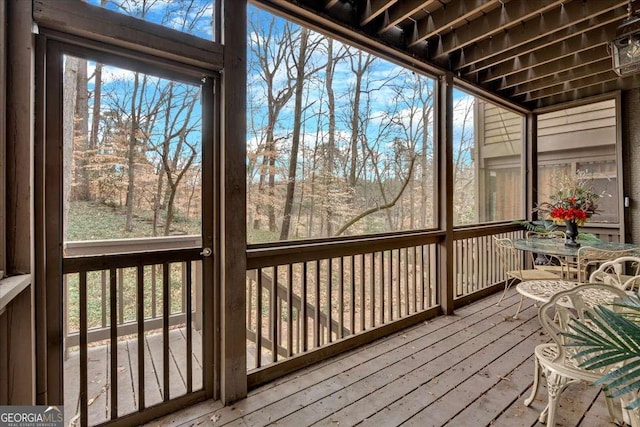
[[146, 289, 618, 427], [64, 326, 204, 426]]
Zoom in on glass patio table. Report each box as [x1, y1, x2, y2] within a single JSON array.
[[512, 238, 640, 259]]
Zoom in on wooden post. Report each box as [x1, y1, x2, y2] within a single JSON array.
[[438, 73, 454, 315], [526, 113, 538, 221], [220, 0, 248, 404], [0, 0, 6, 276], [5, 0, 35, 405]]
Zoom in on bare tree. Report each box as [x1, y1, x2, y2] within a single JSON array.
[[280, 28, 325, 240], [249, 15, 297, 233]]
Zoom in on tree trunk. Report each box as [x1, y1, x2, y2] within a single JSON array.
[[280, 29, 310, 240], [125, 72, 140, 232], [325, 39, 336, 236], [74, 58, 91, 201]]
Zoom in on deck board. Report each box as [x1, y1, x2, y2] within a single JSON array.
[[64, 326, 203, 425], [273, 299, 536, 426], [146, 288, 621, 427]]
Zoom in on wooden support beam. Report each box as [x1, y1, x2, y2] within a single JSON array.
[[522, 71, 621, 103], [526, 113, 538, 222], [407, 0, 496, 48], [457, 3, 626, 74], [532, 75, 640, 110], [437, 73, 454, 315], [33, 0, 223, 71], [430, 0, 563, 59], [325, 0, 341, 9], [377, 0, 438, 34], [0, 0, 5, 275], [481, 22, 618, 86], [509, 58, 613, 97], [220, 0, 248, 405], [6, 0, 32, 276], [360, 0, 398, 26], [492, 45, 609, 91]]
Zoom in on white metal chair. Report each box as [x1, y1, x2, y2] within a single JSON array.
[[524, 284, 628, 427], [576, 246, 638, 283], [493, 236, 562, 309], [589, 255, 640, 291]]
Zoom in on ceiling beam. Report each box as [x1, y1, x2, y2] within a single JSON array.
[[492, 45, 609, 91], [509, 58, 613, 96], [455, 1, 626, 73], [480, 23, 618, 84], [521, 71, 619, 102], [429, 0, 563, 59], [406, 0, 496, 48], [360, 0, 399, 26], [532, 74, 640, 109], [377, 0, 438, 34], [324, 0, 341, 9]]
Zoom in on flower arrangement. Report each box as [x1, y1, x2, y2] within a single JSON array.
[[537, 170, 605, 226]]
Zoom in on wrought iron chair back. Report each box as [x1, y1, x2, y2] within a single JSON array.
[[493, 236, 562, 309], [576, 246, 638, 283], [589, 256, 640, 291]]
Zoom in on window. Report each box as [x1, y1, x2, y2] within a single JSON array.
[[247, 6, 436, 243], [537, 99, 619, 225], [452, 89, 524, 226], [62, 55, 203, 242]]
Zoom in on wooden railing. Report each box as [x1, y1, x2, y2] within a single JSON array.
[[62, 239, 204, 425], [245, 225, 523, 384], [246, 233, 442, 373], [63, 236, 203, 352], [452, 227, 524, 299], [63, 225, 522, 392]]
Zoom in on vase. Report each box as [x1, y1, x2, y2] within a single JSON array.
[[565, 220, 580, 248]]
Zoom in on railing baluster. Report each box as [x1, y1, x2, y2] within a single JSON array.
[[137, 265, 145, 411], [380, 251, 385, 325], [110, 267, 118, 419], [404, 247, 409, 317], [276, 268, 282, 355], [395, 249, 400, 320], [388, 250, 393, 322], [350, 256, 355, 336], [79, 271, 88, 427], [359, 254, 365, 333], [181, 261, 187, 314], [338, 257, 343, 340], [392, 250, 397, 319], [247, 271, 253, 335], [314, 260, 320, 349], [420, 245, 431, 310], [101, 271, 107, 328], [186, 262, 193, 393], [287, 264, 293, 357], [63, 275, 69, 361], [151, 266, 157, 320], [256, 268, 262, 368], [301, 262, 307, 352], [327, 259, 332, 343], [370, 252, 375, 328], [271, 266, 278, 363], [413, 246, 418, 314], [118, 268, 124, 324], [162, 263, 170, 401]]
